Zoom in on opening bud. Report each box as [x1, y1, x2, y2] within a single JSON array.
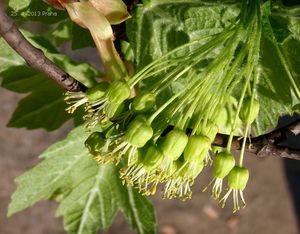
[[239, 97, 260, 124], [84, 132, 106, 156], [86, 82, 109, 102], [160, 129, 188, 161], [202, 121, 218, 141], [132, 91, 156, 113], [184, 134, 211, 163], [105, 101, 125, 119], [213, 151, 235, 178], [143, 145, 164, 171], [105, 81, 131, 104], [203, 151, 235, 199], [228, 166, 249, 190], [163, 160, 204, 200], [219, 166, 249, 212], [178, 161, 204, 179], [124, 117, 153, 148], [119, 145, 163, 195]]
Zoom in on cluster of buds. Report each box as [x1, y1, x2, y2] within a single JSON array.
[[203, 151, 250, 212], [57, 0, 263, 212], [86, 125, 215, 200], [65, 81, 131, 127]]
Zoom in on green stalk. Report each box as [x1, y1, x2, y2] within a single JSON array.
[[151, 65, 191, 93], [147, 65, 211, 125], [226, 0, 261, 152], [146, 88, 186, 125], [238, 0, 262, 165], [129, 29, 235, 87], [168, 76, 206, 120], [174, 34, 241, 132], [238, 66, 259, 166], [186, 0, 257, 136], [190, 31, 247, 133], [238, 122, 250, 165], [178, 88, 202, 130], [151, 30, 236, 93], [150, 32, 237, 127], [200, 44, 249, 127], [144, 0, 256, 133]]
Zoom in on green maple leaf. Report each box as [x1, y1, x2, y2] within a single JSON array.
[[8, 126, 156, 234]]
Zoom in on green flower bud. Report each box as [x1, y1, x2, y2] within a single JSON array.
[[203, 151, 234, 199], [184, 134, 211, 163], [164, 161, 180, 178], [124, 148, 143, 166], [213, 151, 235, 178], [132, 91, 156, 113], [84, 132, 106, 155], [202, 121, 218, 141], [124, 118, 153, 148], [106, 101, 125, 119], [179, 161, 204, 178], [239, 97, 260, 124], [228, 166, 249, 190], [215, 107, 229, 126], [106, 81, 131, 104], [163, 160, 203, 200], [160, 129, 188, 160], [86, 82, 109, 102], [143, 145, 164, 171]]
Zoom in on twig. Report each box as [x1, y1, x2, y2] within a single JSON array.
[[0, 6, 87, 92], [212, 119, 300, 160]]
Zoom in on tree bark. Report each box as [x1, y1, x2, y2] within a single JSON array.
[[0, 5, 87, 92]]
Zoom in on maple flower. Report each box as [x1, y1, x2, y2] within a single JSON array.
[[95, 116, 153, 164], [203, 151, 235, 199], [219, 166, 249, 212]]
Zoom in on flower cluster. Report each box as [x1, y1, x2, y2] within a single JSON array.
[[65, 81, 130, 128], [64, 0, 262, 212]]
